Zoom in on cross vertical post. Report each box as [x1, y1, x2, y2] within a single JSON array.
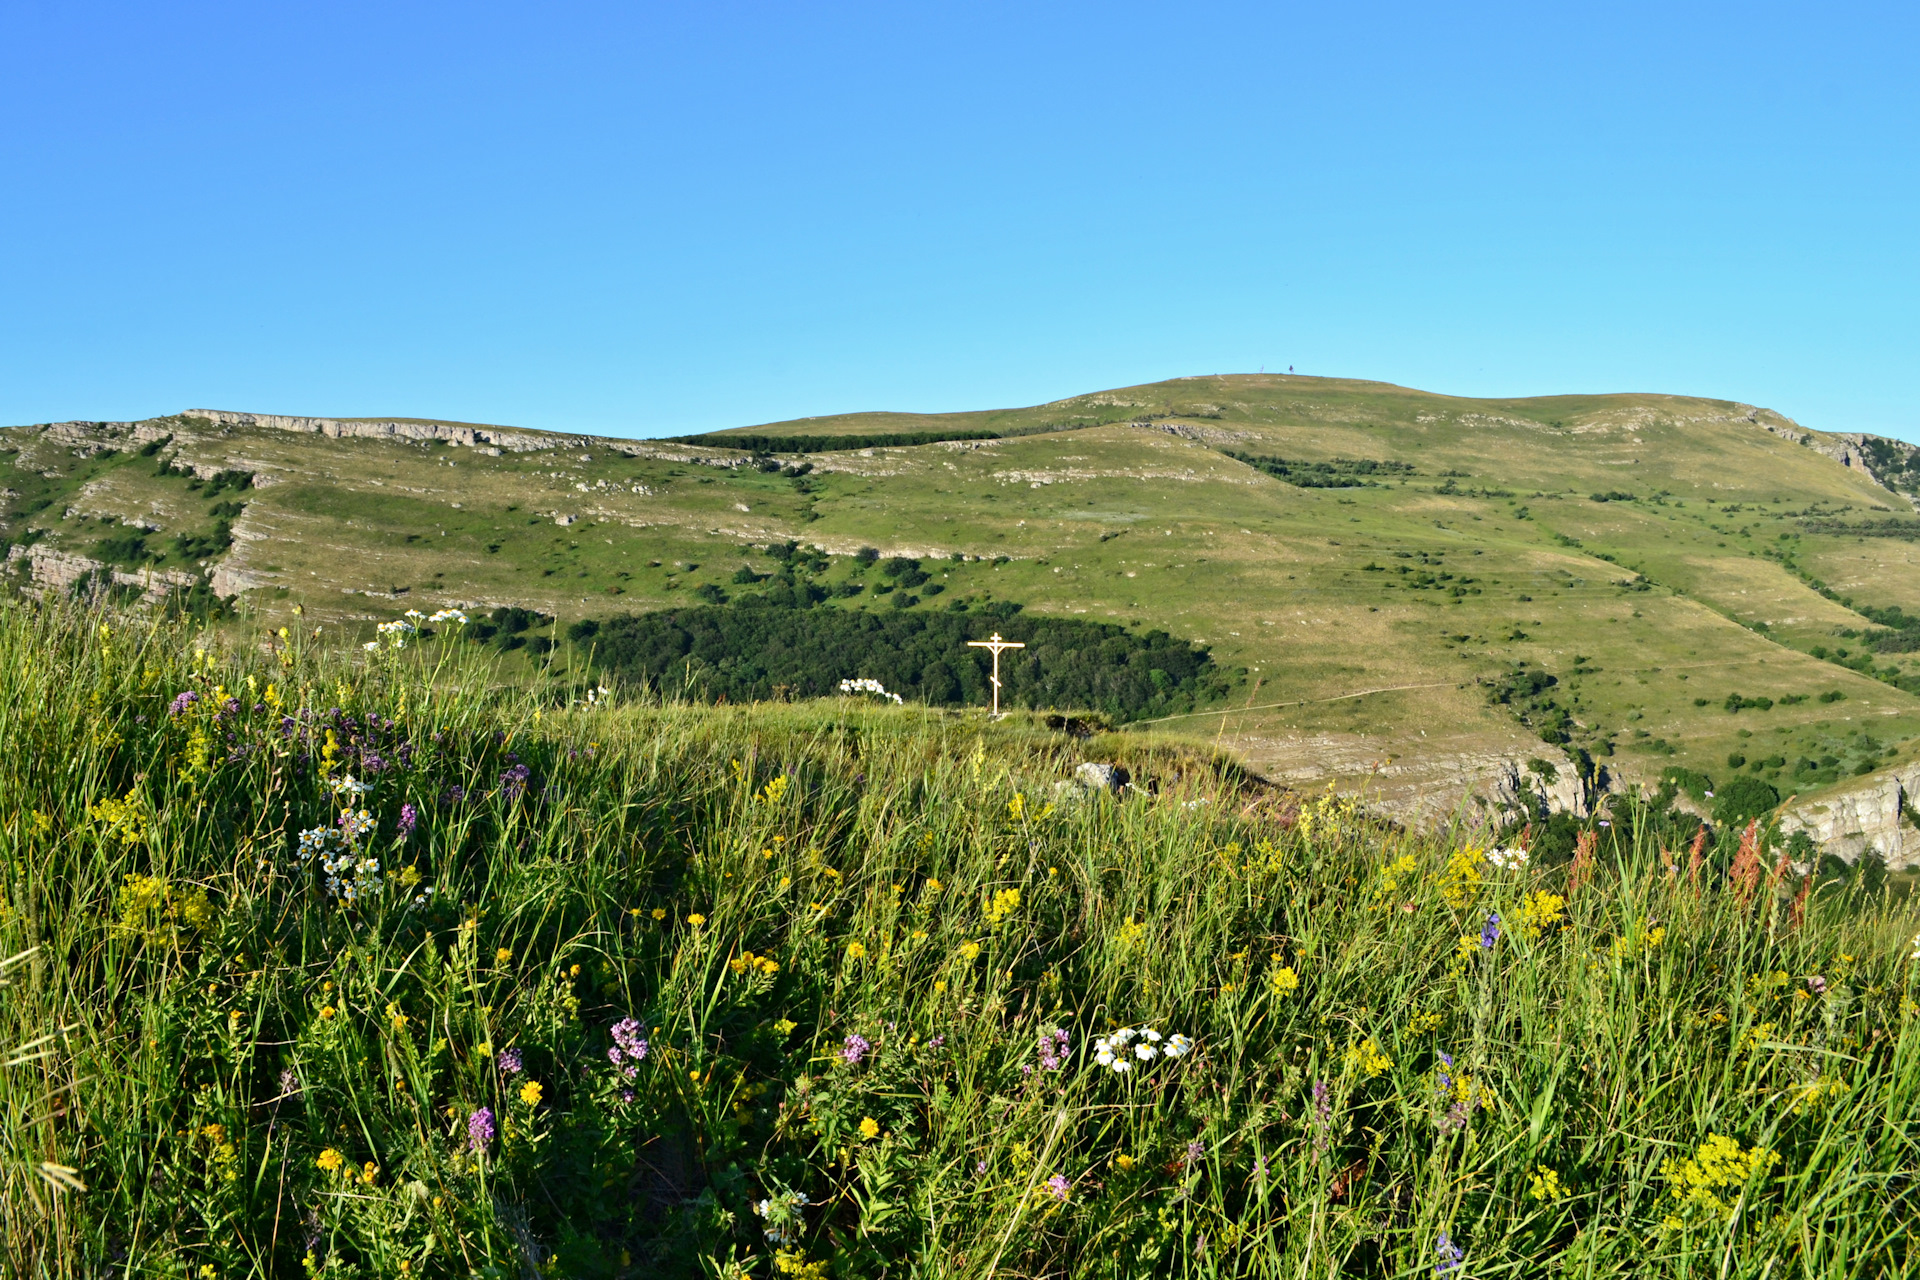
[[965, 632, 1026, 716]]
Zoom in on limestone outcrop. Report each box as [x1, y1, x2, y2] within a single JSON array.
[[183, 409, 560, 454], [1776, 764, 1920, 871]]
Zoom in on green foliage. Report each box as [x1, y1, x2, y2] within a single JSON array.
[[671, 429, 1005, 453], [6, 603, 1918, 1278], [580, 601, 1229, 720], [1222, 451, 1415, 488], [1660, 766, 1715, 803], [1712, 775, 1782, 826]]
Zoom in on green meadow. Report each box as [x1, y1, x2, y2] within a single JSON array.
[[3, 601, 1919, 1277]]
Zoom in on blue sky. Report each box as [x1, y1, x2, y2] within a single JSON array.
[[3, 1, 1917, 442]]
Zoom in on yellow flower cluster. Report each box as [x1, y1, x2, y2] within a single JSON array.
[[858, 1116, 880, 1140], [1436, 846, 1485, 909], [1659, 1134, 1778, 1228], [983, 887, 1021, 930], [316, 1147, 347, 1175], [1343, 1038, 1392, 1079], [90, 791, 150, 847], [1528, 1165, 1569, 1202], [519, 1081, 544, 1106], [1266, 955, 1300, 996], [759, 775, 790, 805], [113, 873, 214, 946], [729, 950, 780, 977], [773, 1252, 829, 1280], [1518, 890, 1567, 939], [1610, 920, 1668, 960]]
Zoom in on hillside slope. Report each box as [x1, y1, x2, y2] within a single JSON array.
[[6, 375, 1920, 862]]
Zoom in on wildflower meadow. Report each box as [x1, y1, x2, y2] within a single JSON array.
[[1, 600, 1918, 1278]]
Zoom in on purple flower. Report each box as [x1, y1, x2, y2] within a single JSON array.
[[1045, 1174, 1070, 1202], [1186, 1139, 1206, 1165], [467, 1107, 494, 1152], [1037, 1027, 1070, 1071], [1435, 1051, 1455, 1094], [1253, 1156, 1268, 1178], [608, 1018, 648, 1078], [501, 762, 532, 801], [1807, 975, 1828, 997], [1435, 1230, 1464, 1274], [841, 1034, 871, 1066], [926, 1035, 946, 1050], [167, 690, 199, 716], [1479, 913, 1501, 950], [620, 1089, 634, 1103], [397, 803, 417, 837], [498, 1048, 523, 1075], [1310, 1079, 1332, 1157]]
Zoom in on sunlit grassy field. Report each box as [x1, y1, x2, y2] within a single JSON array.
[[3, 600, 1919, 1278]]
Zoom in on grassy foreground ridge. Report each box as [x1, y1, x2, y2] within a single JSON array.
[[3, 603, 1920, 1278]]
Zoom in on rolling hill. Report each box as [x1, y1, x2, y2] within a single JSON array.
[[7, 374, 1920, 864]]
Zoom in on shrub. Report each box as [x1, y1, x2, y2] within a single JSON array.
[[1712, 776, 1780, 826]]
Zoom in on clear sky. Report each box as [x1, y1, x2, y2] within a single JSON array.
[[3, 1, 1917, 442]]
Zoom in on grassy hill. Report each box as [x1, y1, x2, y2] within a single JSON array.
[[6, 375, 1920, 856]]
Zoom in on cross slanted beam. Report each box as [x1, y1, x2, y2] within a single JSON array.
[[965, 632, 1026, 716]]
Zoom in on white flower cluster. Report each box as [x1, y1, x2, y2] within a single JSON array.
[[1092, 1026, 1193, 1074], [330, 774, 373, 797], [297, 823, 385, 901], [427, 608, 469, 626], [373, 618, 418, 650], [752, 1190, 809, 1246], [1486, 846, 1530, 871], [581, 684, 615, 708], [1910, 930, 1920, 962], [839, 677, 903, 705]]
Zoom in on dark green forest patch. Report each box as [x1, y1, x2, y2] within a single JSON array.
[[1221, 451, 1416, 488], [569, 602, 1232, 720]]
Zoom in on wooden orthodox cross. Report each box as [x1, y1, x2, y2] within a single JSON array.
[[965, 632, 1026, 716]]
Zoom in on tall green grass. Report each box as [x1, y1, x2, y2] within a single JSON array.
[[1, 600, 1917, 1278]]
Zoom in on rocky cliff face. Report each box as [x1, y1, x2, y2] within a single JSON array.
[[182, 409, 559, 454], [1776, 764, 1920, 871], [4, 543, 198, 601]]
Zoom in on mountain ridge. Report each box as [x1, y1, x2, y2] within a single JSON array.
[[7, 373, 1920, 865]]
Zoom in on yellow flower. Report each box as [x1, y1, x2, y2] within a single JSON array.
[[858, 1116, 880, 1140], [984, 887, 1021, 929], [959, 941, 981, 962], [1343, 1038, 1392, 1079], [1113, 1153, 1137, 1171], [687, 913, 707, 926], [845, 941, 867, 961], [1267, 960, 1300, 996], [1660, 1135, 1778, 1225], [933, 980, 948, 994], [319, 1006, 336, 1021], [316, 1147, 346, 1174], [495, 948, 513, 965], [926, 879, 943, 894], [1519, 891, 1567, 939], [1528, 1165, 1569, 1201], [1436, 846, 1485, 908], [651, 907, 666, 920], [360, 1161, 379, 1185], [519, 1081, 544, 1106], [386, 1003, 408, 1032]]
